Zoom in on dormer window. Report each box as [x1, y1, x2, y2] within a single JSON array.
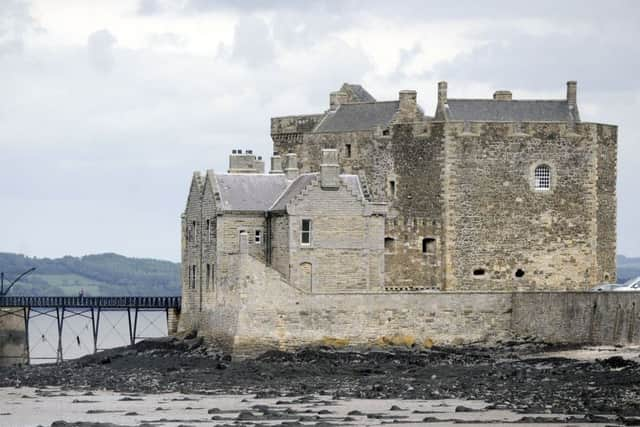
[[534, 164, 551, 191]]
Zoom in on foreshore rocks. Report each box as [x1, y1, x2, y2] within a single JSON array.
[[2, 336, 640, 417]]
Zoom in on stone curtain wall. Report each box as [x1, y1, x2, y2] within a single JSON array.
[[0, 309, 26, 366], [179, 253, 640, 358], [512, 292, 640, 345]]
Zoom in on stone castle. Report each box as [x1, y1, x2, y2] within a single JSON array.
[[179, 81, 618, 355]]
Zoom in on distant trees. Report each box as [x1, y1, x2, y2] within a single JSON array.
[[0, 252, 180, 296]]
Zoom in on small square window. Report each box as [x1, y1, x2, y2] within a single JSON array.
[[301, 219, 311, 245], [255, 230, 262, 244]]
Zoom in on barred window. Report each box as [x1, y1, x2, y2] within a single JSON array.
[[534, 165, 551, 191]]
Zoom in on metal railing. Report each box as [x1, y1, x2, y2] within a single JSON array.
[[0, 296, 181, 309]]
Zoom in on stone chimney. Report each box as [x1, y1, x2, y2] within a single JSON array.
[[270, 152, 283, 174], [567, 81, 577, 107], [228, 149, 261, 174], [438, 81, 448, 106], [320, 149, 339, 189], [330, 90, 348, 111], [398, 90, 417, 122], [254, 156, 265, 174], [493, 90, 512, 101], [285, 153, 299, 180]]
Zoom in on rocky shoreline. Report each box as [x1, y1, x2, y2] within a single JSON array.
[[2, 336, 640, 425]]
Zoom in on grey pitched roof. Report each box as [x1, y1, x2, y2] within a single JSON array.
[[270, 174, 362, 212], [445, 99, 579, 122], [342, 84, 376, 103], [314, 101, 400, 133], [270, 174, 317, 212], [216, 174, 288, 211]]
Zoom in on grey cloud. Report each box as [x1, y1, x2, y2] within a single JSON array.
[[137, 0, 163, 16], [0, 0, 36, 57], [432, 29, 640, 93], [87, 29, 117, 72], [228, 16, 275, 67]]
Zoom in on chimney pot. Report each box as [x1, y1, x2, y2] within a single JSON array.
[[320, 149, 340, 189], [567, 80, 577, 106], [285, 153, 299, 180], [398, 90, 417, 122], [438, 81, 448, 105], [493, 90, 512, 101], [330, 90, 348, 111]]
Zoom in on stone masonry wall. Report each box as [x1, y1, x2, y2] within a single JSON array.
[[200, 175, 218, 309], [286, 176, 385, 292], [186, 253, 512, 357], [512, 292, 640, 345], [182, 174, 202, 315], [444, 121, 611, 291], [181, 254, 640, 359], [273, 126, 447, 290], [595, 124, 618, 283]]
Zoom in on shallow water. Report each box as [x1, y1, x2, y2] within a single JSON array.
[[27, 311, 167, 364], [0, 387, 620, 426]]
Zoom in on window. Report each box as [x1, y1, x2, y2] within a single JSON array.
[[206, 219, 211, 242], [206, 264, 210, 289], [345, 143, 352, 158], [515, 268, 525, 278], [422, 238, 436, 255], [389, 180, 396, 198], [255, 230, 262, 244], [301, 219, 311, 245], [384, 237, 395, 254], [534, 165, 551, 191]]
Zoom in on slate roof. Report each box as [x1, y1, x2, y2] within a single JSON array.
[[445, 99, 580, 122], [270, 173, 317, 212], [342, 84, 376, 102], [215, 174, 288, 212], [270, 174, 362, 212], [314, 101, 400, 133]]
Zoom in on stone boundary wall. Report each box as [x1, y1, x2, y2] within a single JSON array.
[[511, 292, 640, 345], [179, 254, 640, 358]]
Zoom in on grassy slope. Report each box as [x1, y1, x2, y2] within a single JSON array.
[[0, 252, 180, 297]]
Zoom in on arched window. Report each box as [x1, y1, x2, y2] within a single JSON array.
[[534, 164, 551, 191], [384, 237, 395, 254]]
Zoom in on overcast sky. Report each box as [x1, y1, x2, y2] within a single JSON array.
[[1, 0, 639, 262]]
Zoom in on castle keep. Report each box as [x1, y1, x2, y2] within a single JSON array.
[[180, 81, 618, 355], [271, 81, 617, 291]]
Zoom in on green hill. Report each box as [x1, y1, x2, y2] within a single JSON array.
[[617, 255, 640, 283], [0, 253, 180, 296]]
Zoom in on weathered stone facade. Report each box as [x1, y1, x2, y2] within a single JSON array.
[[180, 148, 387, 324], [179, 80, 618, 355], [271, 81, 617, 291]]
